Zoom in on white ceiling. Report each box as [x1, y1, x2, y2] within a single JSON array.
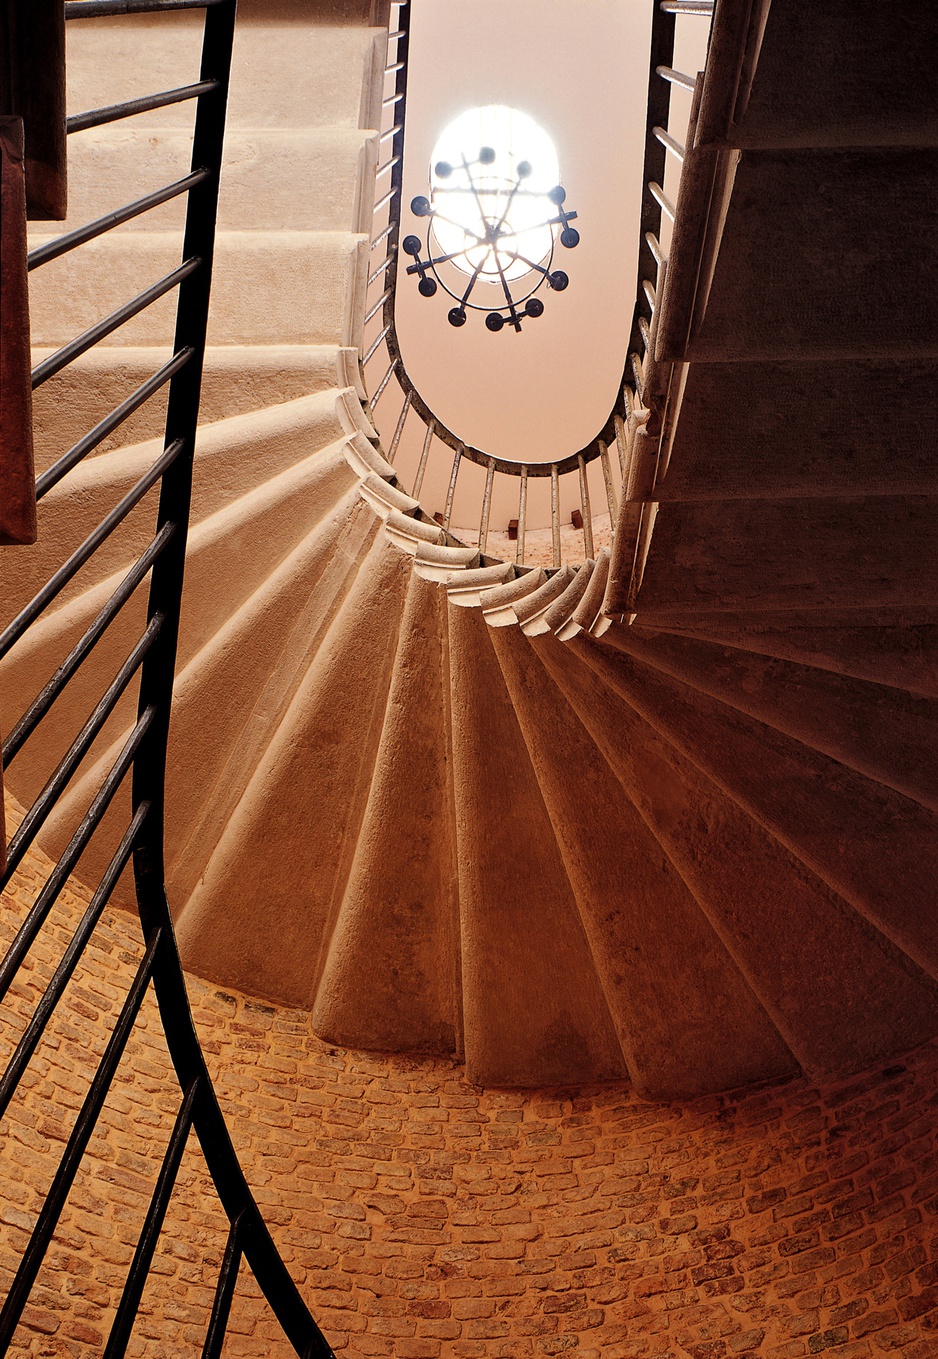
[[393, 0, 653, 465]]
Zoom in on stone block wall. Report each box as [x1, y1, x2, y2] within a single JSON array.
[[1, 818, 937, 1358]]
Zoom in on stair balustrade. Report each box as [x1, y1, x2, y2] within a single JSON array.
[[359, 0, 713, 577], [0, 2, 334, 1352]]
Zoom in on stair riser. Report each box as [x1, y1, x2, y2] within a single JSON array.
[[165, 501, 378, 903], [30, 129, 375, 236], [572, 639, 938, 984], [657, 360, 938, 502], [607, 627, 938, 813], [65, 20, 384, 132], [537, 637, 938, 1084], [448, 605, 627, 1090], [312, 573, 462, 1059], [27, 233, 364, 348], [635, 497, 938, 616], [3, 399, 351, 625], [492, 627, 796, 1099], [30, 346, 350, 471], [1, 451, 359, 838], [174, 535, 411, 1008]]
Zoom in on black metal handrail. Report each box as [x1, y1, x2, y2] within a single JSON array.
[[0, 1, 334, 1353], [360, 0, 713, 568]]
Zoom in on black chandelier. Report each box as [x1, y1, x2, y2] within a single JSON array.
[[402, 145, 580, 333]]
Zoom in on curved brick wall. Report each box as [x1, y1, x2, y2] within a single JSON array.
[[1, 823, 937, 1359]]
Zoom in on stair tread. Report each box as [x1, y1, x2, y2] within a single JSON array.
[[175, 533, 411, 1007], [603, 625, 938, 812], [534, 634, 938, 1084], [448, 604, 627, 1088], [313, 574, 461, 1058], [570, 636, 938, 984], [492, 627, 796, 1098]]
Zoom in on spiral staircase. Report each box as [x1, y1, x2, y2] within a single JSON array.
[[4, 0, 938, 1110]]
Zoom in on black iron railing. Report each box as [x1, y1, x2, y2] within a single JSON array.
[[0, 2, 333, 1353], [360, 0, 713, 570]]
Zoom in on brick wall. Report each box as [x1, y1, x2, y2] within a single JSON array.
[[2, 816, 937, 1359]]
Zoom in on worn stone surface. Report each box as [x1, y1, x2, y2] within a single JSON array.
[[2, 801, 938, 1359]]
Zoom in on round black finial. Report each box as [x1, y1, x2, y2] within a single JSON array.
[[548, 184, 566, 204], [410, 195, 432, 217], [448, 307, 467, 327], [402, 234, 422, 256], [418, 277, 438, 297], [549, 270, 569, 291], [560, 227, 580, 249], [517, 160, 532, 178], [485, 312, 505, 332], [479, 146, 496, 164], [525, 297, 544, 318], [434, 160, 453, 178]]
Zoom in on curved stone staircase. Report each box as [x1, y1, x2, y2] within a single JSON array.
[[4, 0, 938, 1100]]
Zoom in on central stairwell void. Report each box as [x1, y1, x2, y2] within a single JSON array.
[[5, 0, 938, 1108]]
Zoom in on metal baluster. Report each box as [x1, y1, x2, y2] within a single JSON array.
[[362, 322, 390, 366], [372, 184, 398, 215], [32, 263, 200, 387], [370, 220, 395, 252], [0, 712, 155, 1005], [655, 63, 695, 91], [600, 441, 618, 524], [614, 412, 629, 478], [517, 467, 527, 565], [645, 230, 665, 267], [551, 464, 561, 568], [364, 287, 392, 325], [443, 444, 462, 529], [652, 124, 686, 161], [201, 1216, 243, 1359], [2, 525, 173, 763], [368, 252, 394, 287], [2, 623, 163, 884], [387, 391, 412, 464], [0, 933, 162, 1351], [649, 181, 676, 221], [413, 419, 434, 497], [0, 804, 150, 1120], [368, 355, 399, 411], [577, 455, 595, 559], [479, 460, 495, 556], [36, 351, 192, 498], [103, 1078, 201, 1359]]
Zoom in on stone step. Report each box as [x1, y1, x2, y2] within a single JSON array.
[[655, 359, 938, 502], [30, 345, 356, 472], [31, 126, 376, 236], [1, 442, 360, 873], [571, 636, 938, 986], [535, 633, 938, 1084], [5, 391, 352, 623], [602, 625, 938, 813], [492, 625, 794, 1099], [64, 17, 385, 133], [650, 617, 938, 702], [632, 496, 938, 617], [447, 603, 626, 1088], [699, 0, 938, 150], [679, 150, 938, 364], [26, 230, 366, 347], [312, 572, 461, 1058], [164, 498, 378, 905], [174, 532, 410, 1006]]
